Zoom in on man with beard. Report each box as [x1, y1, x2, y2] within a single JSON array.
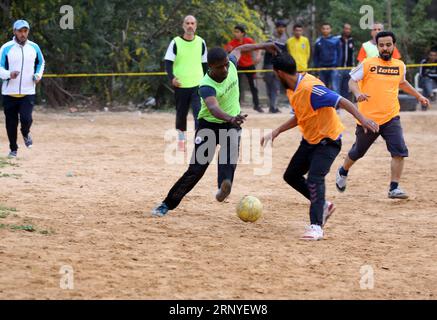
[[260, 52, 378, 240], [164, 15, 208, 152], [336, 31, 429, 199], [0, 20, 45, 158]]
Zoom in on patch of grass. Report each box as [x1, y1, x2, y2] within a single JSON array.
[[0, 205, 17, 219], [10, 224, 36, 232], [0, 158, 19, 168], [0, 172, 21, 179]]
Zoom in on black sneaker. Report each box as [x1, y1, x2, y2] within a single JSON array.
[[269, 108, 281, 113], [216, 179, 232, 202], [23, 133, 33, 148], [253, 107, 264, 113]]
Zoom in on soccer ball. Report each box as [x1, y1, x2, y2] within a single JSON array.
[[236, 195, 262, 222]]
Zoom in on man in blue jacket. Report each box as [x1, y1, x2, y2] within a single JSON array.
[[313, 23, 341, 93], [0, 20, 45, 158]]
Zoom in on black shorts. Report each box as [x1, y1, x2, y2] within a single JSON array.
[[348, 116, 408, 161]]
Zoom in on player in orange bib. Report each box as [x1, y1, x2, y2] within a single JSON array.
[[261, 52, 378, 241], [336, 31, 429, 199]]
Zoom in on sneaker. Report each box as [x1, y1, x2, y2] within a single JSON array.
[[336, 167, 347, 192], [270, 109, 281, 114], [322, 201, 336, 227], [253, 107, 264, 113], [23, 133, 33, 148], [216, 179, 232, 202], [388, 187, 409, 199], [151, 202, 169, 217], [177, 139, 186, 152], [300, 224, 324, 241], [7, 151, 17, 158]]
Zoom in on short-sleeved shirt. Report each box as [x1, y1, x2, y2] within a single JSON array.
[[350, 57, 406, 125], [224, 37, 256, 68]]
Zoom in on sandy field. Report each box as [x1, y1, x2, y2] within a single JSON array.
[[0, 105, 436, 300]]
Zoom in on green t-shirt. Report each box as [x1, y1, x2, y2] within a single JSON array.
[[197, 59, 240, 124], [173, 36, 204, 88]]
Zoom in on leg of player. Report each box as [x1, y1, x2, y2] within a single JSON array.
[[19, 95, 35, 149], [151, 127, 217, 216], [4, 96, 20, 158], [301, 139, 341, 241], [388, 156, 408, 199], [336, 125, 379, 192], [175, 88, 191, 152], [216, 126, 241, 202]]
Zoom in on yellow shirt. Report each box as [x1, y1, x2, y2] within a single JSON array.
[[286, 36, 311, 71], [350, 57, 406, 125]]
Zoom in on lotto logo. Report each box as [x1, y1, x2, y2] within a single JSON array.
[[370, 66, 400, 75]]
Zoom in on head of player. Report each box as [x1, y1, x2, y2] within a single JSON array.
[[206, 47, 231, 83], [271, 52, 298, 90], [376, 31, 396, 61], [182, 15, 197, 38], [13, 20, 30, 45]]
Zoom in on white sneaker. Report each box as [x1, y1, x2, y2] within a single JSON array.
[[322, 201, 336, 227], [388, 187, 409, 199], [336, 167, 347, 192], [300, 224, 324, 241]]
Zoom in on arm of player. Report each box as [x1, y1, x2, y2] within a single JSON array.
[[230, 42, 280, 62], [337, 97, 379, 133], [348, 78, 370, 102], [203, 96, 247, 126], [260, 116, 298, 148], [399, 81, 429, 107]]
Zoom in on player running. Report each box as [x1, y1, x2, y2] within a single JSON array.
[[261, 52, 378, 240], [152, 42, 280, 217], [336, 31, 429, 199]]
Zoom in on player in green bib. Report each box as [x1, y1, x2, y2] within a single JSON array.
[[152, 42, 280, 216]]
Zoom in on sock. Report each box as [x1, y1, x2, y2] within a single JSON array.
[[390, 181, 399, 191], [339, 166, 349, 176], [177, 130, 186, 141]]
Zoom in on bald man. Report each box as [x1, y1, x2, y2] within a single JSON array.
[[164, 15, 208, 152]]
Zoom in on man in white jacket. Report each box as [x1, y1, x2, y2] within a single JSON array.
[[0, 20, 45, 158]]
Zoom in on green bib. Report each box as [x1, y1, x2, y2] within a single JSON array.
[[198, 61, 240, 124], [363, 41, 379, 59], [173, 36, 204, 88]]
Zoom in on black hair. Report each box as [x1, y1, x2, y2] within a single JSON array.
[[293, 23, 303, 30], [375, 31, 396, 44], [207, 47, 228, 64], [430, 46, 437, 52], [272, 52, 297, 75], [234, 24, 246, 34], [275, 20, 287, 27], [321, 22, 331, 27]]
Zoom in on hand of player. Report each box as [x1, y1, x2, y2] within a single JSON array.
[[10, 71, 20, 79], [360, 117, 379, 134], [229, 114, 247, 126], [261, 129, 279, 148], [355, 93, 370, 102], [264, 42, 281, 56], [418, 95, 430, 107], [172, 77, 181, 88], [34, 74, 41, 84]]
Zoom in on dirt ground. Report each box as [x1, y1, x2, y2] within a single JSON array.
[[0, 105, 436, 300]]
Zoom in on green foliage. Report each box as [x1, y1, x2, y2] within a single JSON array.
[[0, 0, 435, 107]]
